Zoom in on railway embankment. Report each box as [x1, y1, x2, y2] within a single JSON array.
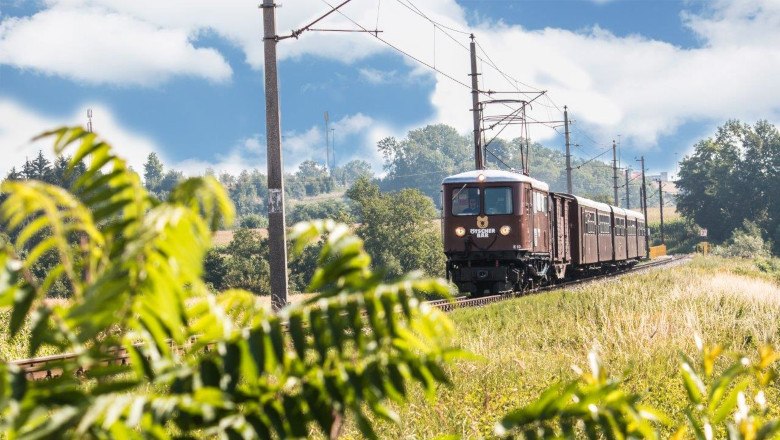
[[345, 255, 780, 438]]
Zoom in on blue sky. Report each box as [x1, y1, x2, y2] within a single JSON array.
[[1, 0, 779, 180]]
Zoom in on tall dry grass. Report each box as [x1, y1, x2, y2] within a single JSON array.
[[340, 256, 780, 438]]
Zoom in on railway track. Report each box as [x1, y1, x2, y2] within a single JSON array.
[[10, 255, 689, 381]]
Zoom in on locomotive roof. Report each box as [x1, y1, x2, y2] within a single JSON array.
[[442, 169, 550, 191], [572, 196, 612, 212]]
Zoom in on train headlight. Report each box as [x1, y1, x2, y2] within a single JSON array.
[[477, 173, 486, 182], [455, 227, 466, 237], [500, 225, 511, 236]]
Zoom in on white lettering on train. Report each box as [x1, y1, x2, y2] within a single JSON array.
[[469, 228, 495, 238]]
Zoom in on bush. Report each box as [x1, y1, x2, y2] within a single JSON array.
[[497, 342, 780, 439], [648, 218, 702, 254], [287, 199, 353, 225], [238, 213, 268, 229], [714, 220, 771, 259]]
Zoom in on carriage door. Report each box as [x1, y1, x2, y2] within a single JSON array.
[[524, 185, 533, 249], [532, 190, 548, 253]]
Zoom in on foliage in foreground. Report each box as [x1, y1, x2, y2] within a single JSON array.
[[496, 341, 780, 440], [0, 127, 462, 439]]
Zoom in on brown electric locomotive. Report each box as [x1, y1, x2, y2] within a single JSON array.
[[442, 169, 647, 296]]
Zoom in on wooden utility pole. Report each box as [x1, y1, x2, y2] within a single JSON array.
[[625, 168, 630, 209], [564, 106, 572, 193], [612, 140, 619, 206], [262, 0, 289, 311], [469, 34, 483, 170], [658, 180, 665, 245]]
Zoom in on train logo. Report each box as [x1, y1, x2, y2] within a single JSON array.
[[476, 215, 489, 228]]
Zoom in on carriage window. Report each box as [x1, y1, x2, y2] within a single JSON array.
[[485, 187, 513, 215], [598, 214, 611, 234], [452, 187, 480, 216], [616, 218, 625, 236], [585, 211, 597, 234]]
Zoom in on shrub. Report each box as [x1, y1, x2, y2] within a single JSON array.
[[497, 341, 780, 439], [649, 218, 702, 254], [287, 199, 353, 225], [714, 220, 771, 259], [239, 213, 268, 229], [0, 127, 462, 438]]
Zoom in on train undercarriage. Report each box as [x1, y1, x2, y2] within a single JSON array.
[[446, 250, 640, 297]]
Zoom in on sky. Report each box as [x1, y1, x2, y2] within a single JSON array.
[[1, 0, 779, 180]]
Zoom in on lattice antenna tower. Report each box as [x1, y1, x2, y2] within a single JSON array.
[[87, 108, 93, 133]]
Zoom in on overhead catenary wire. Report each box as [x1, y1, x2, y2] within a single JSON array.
[[317, 0, 595, 170]]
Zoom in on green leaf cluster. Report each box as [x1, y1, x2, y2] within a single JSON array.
[[495, 340, 780, 440], [0, 127, 462, 439]]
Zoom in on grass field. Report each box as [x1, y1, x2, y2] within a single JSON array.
[[645, 205, 680, 223], [340, 255, 780, 438], [4, 255, 780, 437]]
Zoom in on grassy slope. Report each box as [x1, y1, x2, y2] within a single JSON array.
[[342, 256, 780, 438]]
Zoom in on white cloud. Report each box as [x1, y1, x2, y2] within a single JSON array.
[[0, 99, 162, 176], [0, 4, 231, 85], [0, 98, 393, 179], [3, 0, 780, 159], [359, 67, 399, 84]]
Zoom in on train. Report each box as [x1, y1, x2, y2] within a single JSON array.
[[442, 169, 648, 296]]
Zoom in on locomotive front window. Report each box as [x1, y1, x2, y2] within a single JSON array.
[[452, 187, 481, 216], [484, 187, 513, 215]]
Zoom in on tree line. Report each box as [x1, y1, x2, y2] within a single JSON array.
[[676, 120, 780, 255]]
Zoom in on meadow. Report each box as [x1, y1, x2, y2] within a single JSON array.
[[341, 255, 780, 438], [4, 255, 780, 438]]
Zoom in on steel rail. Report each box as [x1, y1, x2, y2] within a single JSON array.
[[10, 255, 688, 380]]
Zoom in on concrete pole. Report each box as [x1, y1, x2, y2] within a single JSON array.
[[469, 34, 483, 170], [625, 168, 630, 209], [658, 180, 665, 245], [564, 106, 572, 193], [640, 156, 649, 256], [262, 0, 289, 311], [612, 140, 619, 206]]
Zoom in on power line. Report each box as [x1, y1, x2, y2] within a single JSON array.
[[319, 0, 473, 90]]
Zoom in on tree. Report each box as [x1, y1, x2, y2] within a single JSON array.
[[158, 169, 184, 198], [677, 120, 780, 245], [378, 124, 471, 204], [347, 177, 445, 279], [333, 159, 373, 185], [295, 160, 334, 196], [143, 152, 164, 193], [4, 167, 22, 181], [287, 199, 353, 225], [0, 126, 460, 438], [223, 228, 271, 295]]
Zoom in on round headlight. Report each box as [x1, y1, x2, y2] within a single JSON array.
[[455, 227, 466, 237], [477, 173, 486, 182], [500, 225, 511, 236]]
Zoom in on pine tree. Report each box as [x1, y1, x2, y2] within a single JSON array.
[[30, 150, 53, 182], [5, 167, 22, 181], [143, 152, 164, 193]]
